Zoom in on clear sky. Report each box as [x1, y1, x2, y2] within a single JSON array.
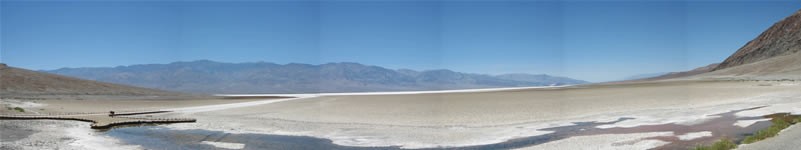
[[2, 0, 800, 82]]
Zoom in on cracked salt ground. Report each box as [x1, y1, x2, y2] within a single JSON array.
[[104, 107, 782, 150]]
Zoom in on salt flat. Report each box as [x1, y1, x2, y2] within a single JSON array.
[[21, 61, 800, 149], [162, 80, 801, 148], [35, 99, 263, 113], [211, 81, 794, 126], [8, 80, 800, 149]]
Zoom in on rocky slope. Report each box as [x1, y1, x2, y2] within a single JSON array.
[[694, 9, 801, 80], [0, 63, 185, 100], [713, 9, 801, 71], [627, 8, 801, 81], [46, 60, 588, 94]]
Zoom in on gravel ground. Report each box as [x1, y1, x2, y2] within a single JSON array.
[[0, 120, 84, 150]]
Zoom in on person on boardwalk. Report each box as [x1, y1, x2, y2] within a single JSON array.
[[109, 111, 115, 117]]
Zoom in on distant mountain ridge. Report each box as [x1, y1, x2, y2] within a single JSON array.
[[45, 60, 588, 94], [1, 63, 185, 100]]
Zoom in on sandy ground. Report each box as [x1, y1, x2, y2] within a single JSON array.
[[199, 81, 794, 126], [698, 52, 801, 80], [160, 80, 801, 148]]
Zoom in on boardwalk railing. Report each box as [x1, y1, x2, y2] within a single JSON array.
[[0, 111, 196, 129], [90, 118, 196, 129], [0, 115, 95, 123]]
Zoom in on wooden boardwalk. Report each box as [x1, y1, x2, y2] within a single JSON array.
[[0, 110, 195, 129]]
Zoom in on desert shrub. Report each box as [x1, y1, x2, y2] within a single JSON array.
[[694, 138, 736, 150], [742, 118, 792, 144], [789, 115, 801, 124], [13, 107, 24, 112]]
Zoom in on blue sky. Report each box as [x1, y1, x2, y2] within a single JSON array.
[[2, 0, 800, 82]]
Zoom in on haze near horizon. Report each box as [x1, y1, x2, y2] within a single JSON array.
[[2, 0, 801, 82]]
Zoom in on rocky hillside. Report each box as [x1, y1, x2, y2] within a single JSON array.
[[714, 9, 801, 71], [46, 60, 588, 94], [695, 9, 801, 80], [0, 63, 185, 100]]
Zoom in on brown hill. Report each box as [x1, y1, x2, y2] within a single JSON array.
[[713, 9, 801, 72], [702, 51, 801, 79], [639, 63, 720, 81], [618, 9, 801, 82], [0, 64, 188, 100]]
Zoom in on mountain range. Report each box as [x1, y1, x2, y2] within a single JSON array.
[[45, 61, 589, 94], [7, 8, 801, 98]]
